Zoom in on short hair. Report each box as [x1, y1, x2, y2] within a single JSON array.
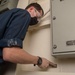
[[25, 3, 44, 16]]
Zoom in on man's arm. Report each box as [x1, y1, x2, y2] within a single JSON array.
[[3, 47, 38, 64], [3, 47, 57, 69]]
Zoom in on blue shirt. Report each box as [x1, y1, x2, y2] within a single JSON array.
[[0, 8, 31, 63]]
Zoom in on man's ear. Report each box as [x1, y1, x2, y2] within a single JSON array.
[[29, 6, 35, 10]]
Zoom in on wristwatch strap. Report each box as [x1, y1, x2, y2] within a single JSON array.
[[34, 57, 42, 66]]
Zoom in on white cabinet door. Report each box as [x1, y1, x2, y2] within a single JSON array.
[[51, 0, 75, 57]]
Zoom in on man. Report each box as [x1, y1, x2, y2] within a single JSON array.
[[0, 3, 56, 74]]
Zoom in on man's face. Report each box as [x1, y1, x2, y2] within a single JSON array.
[[27, 6, 43, 19]]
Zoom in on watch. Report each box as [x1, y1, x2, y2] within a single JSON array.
[[34, 57, 42, 66]]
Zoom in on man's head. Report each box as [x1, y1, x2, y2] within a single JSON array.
[[25, 3, 44, 18], [25, 3, 44, 25]]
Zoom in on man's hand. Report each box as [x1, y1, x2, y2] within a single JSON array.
[[38, 57, 57, 69]]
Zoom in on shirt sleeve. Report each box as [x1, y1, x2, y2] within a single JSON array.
[[0, 9, 31, 48]]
